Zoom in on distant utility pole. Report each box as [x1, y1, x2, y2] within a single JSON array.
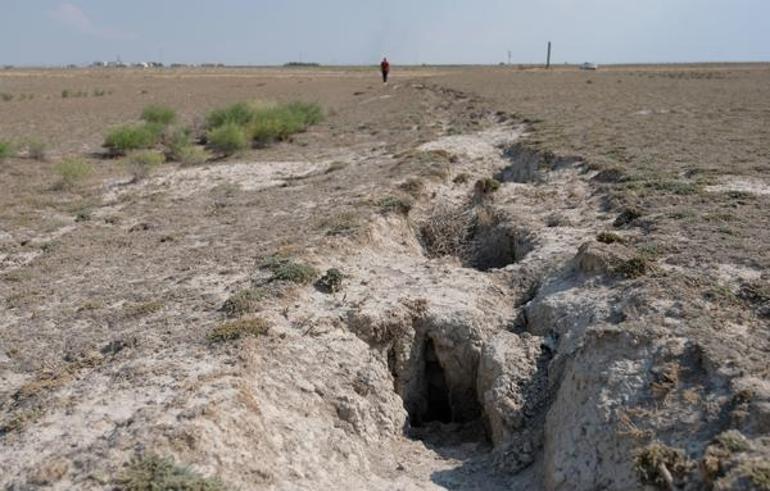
[[508, 50, 512, 65], [546, 42, 552, 69]]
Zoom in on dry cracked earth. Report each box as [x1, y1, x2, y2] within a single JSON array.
[[1, 65, 769, 490]]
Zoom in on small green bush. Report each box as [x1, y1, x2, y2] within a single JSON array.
[[117, 454, 224, 491], [205, 101, 323, 147], [209, 318, 269, 343], [0, 140, 15, 160], [162, 127, 193, 158], [141, 105, 176, 126], [0, 93, 13, 102], [177, 145, 211, 166], [207, 122, 247, 155], [125, 150, 164, 182], [249, 102, 322, 145], [53, 158, 93, 189], [262, 256, 318, 284], [206, 102, 257, 129], [104, 124, 158, 155], [222, 287, 265, 317]]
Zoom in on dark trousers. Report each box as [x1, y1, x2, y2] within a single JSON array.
[[382, 71, 389, 83]]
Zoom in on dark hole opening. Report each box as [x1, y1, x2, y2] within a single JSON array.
[[422, 338, 452, 425]]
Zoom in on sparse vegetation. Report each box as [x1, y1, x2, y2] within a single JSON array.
[[104, 124, 159, 156], [399, 177, 425, 197], [141, 105, 177, 126], [614, 207, 643, 227], [743, 461, 770, 490], [205, 101, 323, 149], [207, 122, 247, 156], [378, 196, 413, 215], [261, 256, 318, 284], [0, 140, 15, 160], [325, 161, 348, 173], [123, 301, 164, 318], [319, 211, 359, 236], [634, 443, 693, 488], [61, 89, 88, 98], [597, 231, 624, 244], [453, 173, 470, 184], [177, 145, 211, 166], [22, 138, 47, 160], [474, 177, 501, 195], [206, 102, 258, 129], [614, 255, 651, 279], [53, 158, 93, 189], [0, 92, 13, 102], [125, 150, 165, 182], [317, 268, 344, 293], [419, 205, 472, 258], [117, 454, 224, 491], [222, 287, 265, 317], [209, 318, 269, 343]]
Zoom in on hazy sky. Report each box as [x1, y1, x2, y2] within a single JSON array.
[[2, 0, 768, 66]]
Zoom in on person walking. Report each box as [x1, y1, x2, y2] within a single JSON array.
[[380, 57, 390, 84]]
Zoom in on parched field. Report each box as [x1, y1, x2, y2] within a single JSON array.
[[1, 65, 768, 490]]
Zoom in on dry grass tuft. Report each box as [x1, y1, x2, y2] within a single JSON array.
[[209, 318, 269, 343]]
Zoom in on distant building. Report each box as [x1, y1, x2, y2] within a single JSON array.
[[580, 62, 599, 71]]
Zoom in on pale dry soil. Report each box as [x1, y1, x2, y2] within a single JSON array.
[[1, 66, 769, 490]]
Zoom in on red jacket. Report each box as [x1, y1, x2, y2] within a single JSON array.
[[380, 60, 390, 73]]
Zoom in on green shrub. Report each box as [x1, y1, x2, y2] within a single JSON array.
[[162, 127, 193, 158], [177, 145, 211, 166], [261, 256, 318, 284], [104, 124, 158, 155], [0, 140, 15, 160], [249, 102, 322, 145], [141, 105, 177, 126], [206, 102, 257, 129], [117, 454, 224, 491], [125, 150, 164, 182], [222, 287, 265, 317], [207, 122, 247, 155], [0, 93, 12, 102], [53, 158, 93, 189], [286, 101, 323, 125], [209, 318, 269, 343], [205, 101, 323, 147]]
